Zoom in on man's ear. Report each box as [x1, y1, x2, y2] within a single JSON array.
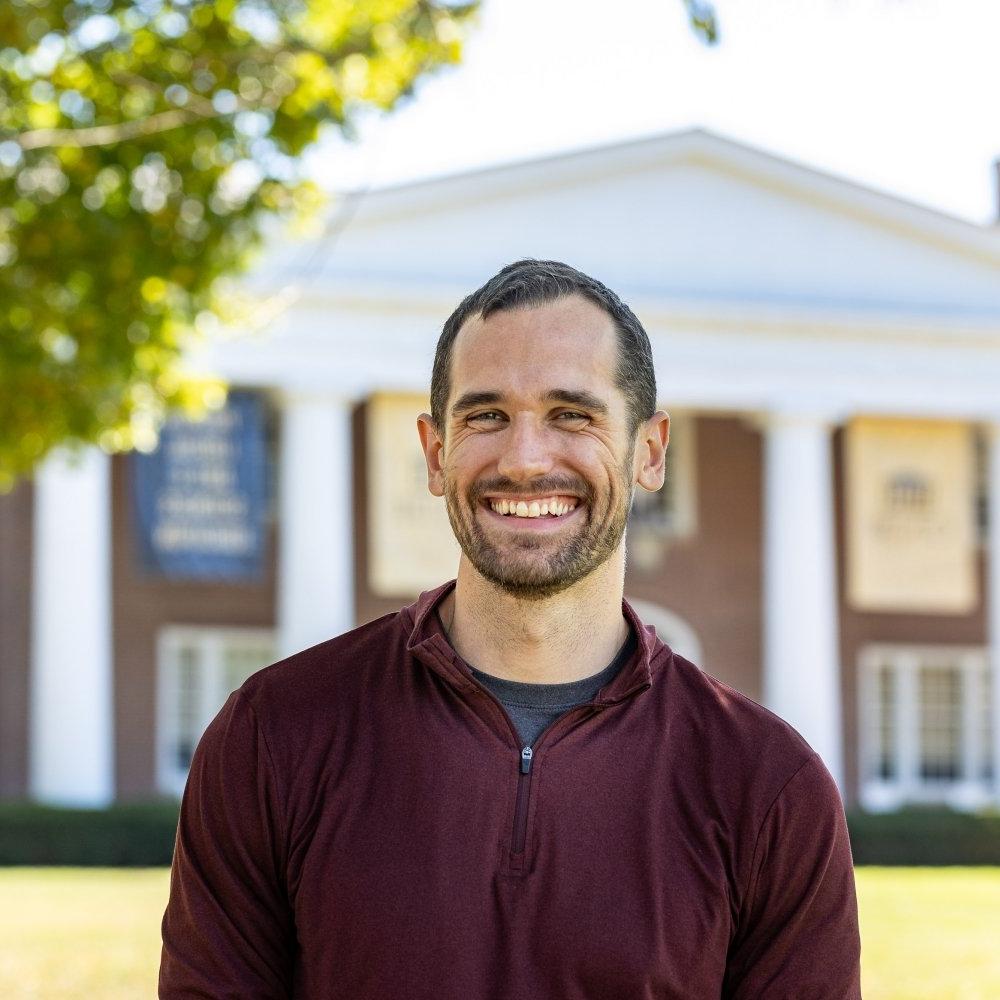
[[417, 413, 446, 497], [635, 410, 670, 492]]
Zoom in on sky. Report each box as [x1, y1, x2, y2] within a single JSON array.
[[307, 0, 1000, 226]]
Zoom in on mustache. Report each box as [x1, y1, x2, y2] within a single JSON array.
[[469, 475, 593, 503]]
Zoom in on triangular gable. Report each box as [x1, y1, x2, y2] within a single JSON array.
[[272, 129, 1000, 321]]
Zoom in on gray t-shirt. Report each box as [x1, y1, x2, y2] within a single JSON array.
[[470, 629, 638, 748]]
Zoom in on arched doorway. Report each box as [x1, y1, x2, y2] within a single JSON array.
[[625, 598, 703, 667]]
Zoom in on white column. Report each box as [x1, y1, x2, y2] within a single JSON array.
[[986, 423, 1000, 806], [30, 447, 114, 805], [277, 392, 355, 657], [761, 410, 845, 792]]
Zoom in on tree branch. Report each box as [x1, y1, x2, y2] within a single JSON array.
[[10, 77, 291, 151], [13, 106, 219, 151]]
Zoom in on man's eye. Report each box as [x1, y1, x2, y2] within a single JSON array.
[[469, 411, 504, 423], [557, 411, 588, 422]]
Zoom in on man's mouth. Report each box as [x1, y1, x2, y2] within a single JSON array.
[[483, 496, 579, 519]]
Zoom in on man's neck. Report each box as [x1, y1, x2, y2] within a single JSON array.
[[439, 552, 630, 684]]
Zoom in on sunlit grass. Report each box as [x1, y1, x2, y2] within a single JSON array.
[[857, 867, 1000, 1000], [0, 868, 169, 1000], [1, 867, 999, 998]]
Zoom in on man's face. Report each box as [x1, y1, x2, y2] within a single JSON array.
[[420, 295, 649, 600]]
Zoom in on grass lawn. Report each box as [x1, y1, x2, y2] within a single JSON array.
[[856, 867, 1000, 1000], [0, 867, 169, 999], [0, 867, 998, 998]]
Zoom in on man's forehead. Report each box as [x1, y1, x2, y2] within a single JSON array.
[[451, 295, 618, 377]]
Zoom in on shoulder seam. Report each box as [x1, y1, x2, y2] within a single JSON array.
[[236, 688, 290, 871], [741, 752, 821, 920], [719, 681, 814, 739], [246, 609, 403, 686]]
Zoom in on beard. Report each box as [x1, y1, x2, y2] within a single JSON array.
[[442, 462, 634, 601]]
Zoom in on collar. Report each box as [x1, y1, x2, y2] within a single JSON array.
[[402, 580, 666, 705]]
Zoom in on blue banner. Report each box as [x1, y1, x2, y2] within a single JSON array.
[[132, 391, 269, 581]]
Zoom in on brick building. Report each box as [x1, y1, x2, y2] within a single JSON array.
[[3, 129, 1000, 810]]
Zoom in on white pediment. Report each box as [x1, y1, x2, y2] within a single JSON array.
[[257, 129, 1000, 322]]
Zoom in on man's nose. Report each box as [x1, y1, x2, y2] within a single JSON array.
[[496, 418, 554, 482]]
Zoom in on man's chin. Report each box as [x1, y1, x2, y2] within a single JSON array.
[[479, 572, 581, 602], [463, 550, 593, 601]]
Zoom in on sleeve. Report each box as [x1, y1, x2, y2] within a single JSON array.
[[723, 754, 862, 999], [159, 689, 296, 999]]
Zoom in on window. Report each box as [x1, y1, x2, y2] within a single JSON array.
[[859, 645, 994, 811], [981, 668, 994, 783], [875, 665, 896, 781], [973, 427, 990, 545], [157, 626, 277, 797], [918, 666, 961, 780]]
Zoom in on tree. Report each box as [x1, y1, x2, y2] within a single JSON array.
[[0, 0, 715, 491], [0, 0, 474, 490]]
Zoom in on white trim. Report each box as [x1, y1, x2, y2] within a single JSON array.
[[761, 410, 844, 792], [156, 625, 276, 798], [194, 290, 1000, 428], [277, 391, 355, 656], [963, 661, 983, 789], [858, 643, 993, 812], [29, 448, 114, 806]]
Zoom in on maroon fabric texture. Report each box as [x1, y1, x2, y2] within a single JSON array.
[[160, 581, 861, 999]]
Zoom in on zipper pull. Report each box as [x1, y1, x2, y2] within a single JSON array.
[[520, 746, 534, 774]]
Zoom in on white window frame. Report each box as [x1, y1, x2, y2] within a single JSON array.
[[156, 625, 276, 798], [859, 643, 992, 812]]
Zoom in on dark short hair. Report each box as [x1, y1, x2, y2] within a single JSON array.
[[430, 259, 657, 439]]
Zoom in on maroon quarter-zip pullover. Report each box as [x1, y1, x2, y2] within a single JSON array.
[[160, 581, 862, 999]]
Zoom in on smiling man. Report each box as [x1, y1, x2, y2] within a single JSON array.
[[160, 260, 862, 999]]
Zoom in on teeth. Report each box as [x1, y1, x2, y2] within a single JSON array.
[[489, 497, 578, 518]]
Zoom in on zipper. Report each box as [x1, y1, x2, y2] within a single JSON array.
[[508, 709, 595, 857], [511, 746, 534, 854], [468, 680, 600, 864]]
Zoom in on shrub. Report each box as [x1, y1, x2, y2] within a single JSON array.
[[1, 800, 998, 867], [846, 806, 1000, 866], [0, 801, 179, 866]]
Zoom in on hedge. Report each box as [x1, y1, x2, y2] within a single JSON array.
[[0, 801, 179, 866], [0, 801, 998, 866], [845, 806, 1000, 866]]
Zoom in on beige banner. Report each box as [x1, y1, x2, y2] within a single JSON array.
[[845, 417, 976, 614], [366, 393, 462, 597]]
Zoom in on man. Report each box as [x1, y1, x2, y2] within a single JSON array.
[[160, 259, 862, 998]]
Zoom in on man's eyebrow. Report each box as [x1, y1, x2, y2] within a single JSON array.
[[451, 391, 504, 416], [450, 389, 610, 417], [543, 389, 609, 416]]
